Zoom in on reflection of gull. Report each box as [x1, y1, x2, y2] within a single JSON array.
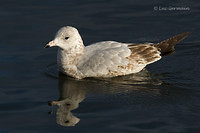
[[48, 76, 86, 126], [44, 26, 190, 79], [48, 70, 163, 127]]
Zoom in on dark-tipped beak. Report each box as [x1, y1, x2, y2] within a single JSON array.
[[44, 44, 50, 48], [44, 41, 56, 48]]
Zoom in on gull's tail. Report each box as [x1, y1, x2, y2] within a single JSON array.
[[154, 32, 191, 56]]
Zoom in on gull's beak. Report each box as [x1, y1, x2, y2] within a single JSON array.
[[44, 41, 56, 48], [44, 44, 50, 48]]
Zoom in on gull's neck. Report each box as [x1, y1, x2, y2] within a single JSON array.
[[57, 42, 85, 72]]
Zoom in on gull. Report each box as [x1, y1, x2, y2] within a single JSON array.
[[44, 26, 190, 79]]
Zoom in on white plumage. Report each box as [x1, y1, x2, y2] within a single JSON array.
[[45, 26, 190, 79], [78, 41, 144, 77]]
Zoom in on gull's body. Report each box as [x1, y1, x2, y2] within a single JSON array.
[[45, 26, 190, 79]]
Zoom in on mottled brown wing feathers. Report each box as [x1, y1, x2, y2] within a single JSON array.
[[154, 32, 190, 56], [127, 32, 190, 65], [128, 44, 161, 65]]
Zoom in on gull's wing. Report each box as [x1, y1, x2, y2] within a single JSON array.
[[78, 41, 160, 77], [77, 32, 190, 78]]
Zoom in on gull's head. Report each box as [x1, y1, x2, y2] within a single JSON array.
[[44, 26, 83, 50]]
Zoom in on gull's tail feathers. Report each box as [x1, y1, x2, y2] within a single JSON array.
[[154, 32, 190, 56]]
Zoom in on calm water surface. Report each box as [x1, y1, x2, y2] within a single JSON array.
[[0, 0, 200, 132]]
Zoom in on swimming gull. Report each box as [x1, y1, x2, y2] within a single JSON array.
[[44, 26, 190, 79]]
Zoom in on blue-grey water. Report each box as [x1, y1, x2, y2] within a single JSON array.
[[0, 0, 200, 133]]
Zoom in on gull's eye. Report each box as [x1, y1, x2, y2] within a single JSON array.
[[65, 37, 69, 40], [65, 120, 69, 123]]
